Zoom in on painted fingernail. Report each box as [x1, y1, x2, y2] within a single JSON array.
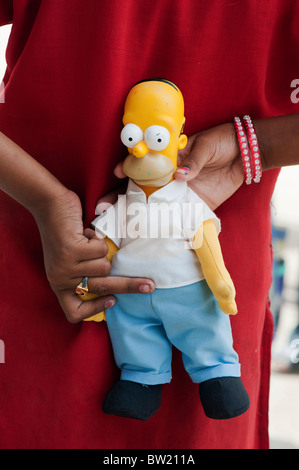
[[140, 284, 152, 293], [104, 299, 116, 309], [176, 166, 190, 175]]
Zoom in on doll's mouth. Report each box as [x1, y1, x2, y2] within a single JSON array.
[[122, 153, 175, 187], [134, 170, 174, 187]]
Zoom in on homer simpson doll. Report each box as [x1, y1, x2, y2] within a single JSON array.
[[77, 79, 250, 421]]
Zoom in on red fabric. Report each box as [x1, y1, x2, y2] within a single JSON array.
[[0, 0, 12, 27], [0, 0, 298, 449]]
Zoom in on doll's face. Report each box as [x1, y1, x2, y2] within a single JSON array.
[[120, 80, 187, 188]]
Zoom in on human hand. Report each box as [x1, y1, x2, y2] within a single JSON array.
[[34, 190, 155, 323], [174, 123, 244, 210], [113, 122, 244, 211]]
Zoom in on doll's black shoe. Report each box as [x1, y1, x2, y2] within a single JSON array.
[[102, 380, 163, 421], [199, 376, 250, 419]]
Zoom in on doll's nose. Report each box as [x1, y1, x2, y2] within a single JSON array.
[[132, 141, 149, 158]]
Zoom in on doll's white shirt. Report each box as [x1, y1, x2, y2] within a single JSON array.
[[92, 179, 220, 288]]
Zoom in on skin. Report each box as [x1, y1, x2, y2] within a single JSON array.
[[112, 122, 244, 210], [0, 111, 299, 321], [0, 132, 155, 323], [113, 114, 299, 210]]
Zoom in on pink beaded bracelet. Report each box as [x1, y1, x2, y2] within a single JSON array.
[[234, 117, 252, 184], [242, 115, 262, 183], [234, 115, 262, 184]]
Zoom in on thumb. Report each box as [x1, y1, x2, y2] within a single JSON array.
[[83, 227, 99, 240], [114, 160, 127, 179], [95, 183, 127, 215], [174, 133, 212, 182]]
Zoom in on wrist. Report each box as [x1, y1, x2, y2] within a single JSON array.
[[249, 114, 299, 171], [32, 186, 81, 230], [30, 183, 72, 219], [252, 119, 267, 171]]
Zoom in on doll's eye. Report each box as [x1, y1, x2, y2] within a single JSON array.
[[144, 126, 170, 151], [120, 124, 143, 148]]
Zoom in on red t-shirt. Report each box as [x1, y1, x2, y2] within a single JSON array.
[[0, 0, 298, 449]]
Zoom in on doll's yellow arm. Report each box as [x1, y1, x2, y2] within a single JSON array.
[[193, 219, 237, 316], [82, 237, 119, 322]]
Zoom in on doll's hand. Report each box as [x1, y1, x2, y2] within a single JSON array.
[[34, 190, 155, 323], [174, 123, 244, 210], [212, 279, 238, 316]]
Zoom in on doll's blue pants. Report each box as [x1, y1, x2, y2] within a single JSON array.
[[107, 280, 241, 385]]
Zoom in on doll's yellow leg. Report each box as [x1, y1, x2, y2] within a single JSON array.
[[76, 289, 106, 322], [83, 303, 106, 322], [84, 314, 106, 322]]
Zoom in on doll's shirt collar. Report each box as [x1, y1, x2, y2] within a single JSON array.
[[126, 178, 188, 204]]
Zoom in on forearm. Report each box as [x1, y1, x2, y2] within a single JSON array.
[[0, 131, 69, 218], [0, 133, 157, 323], [253, 113, 299, 171]]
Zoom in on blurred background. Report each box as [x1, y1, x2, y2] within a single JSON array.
[[1, 24, 299, 449], [0, 25, 10, 87], [269, 169, 299, 449]]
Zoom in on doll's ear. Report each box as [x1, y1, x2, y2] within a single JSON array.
[[178, 134, 188, 150]]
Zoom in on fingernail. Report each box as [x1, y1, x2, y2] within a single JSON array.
[[95, 202, 112, 215], [104, 299, 116, 309], [140, 284, 152, 293], [176, 166, 190, 175]]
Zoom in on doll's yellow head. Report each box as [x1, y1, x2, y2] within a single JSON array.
[[120, 79, 188, 188]]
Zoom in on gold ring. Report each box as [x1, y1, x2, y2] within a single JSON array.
[[75, 276, 89, 296]]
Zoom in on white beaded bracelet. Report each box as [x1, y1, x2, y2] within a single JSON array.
[[242, 115, 262, 183], [234, 117, 252, 184], [234, 115, 262, 184]]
